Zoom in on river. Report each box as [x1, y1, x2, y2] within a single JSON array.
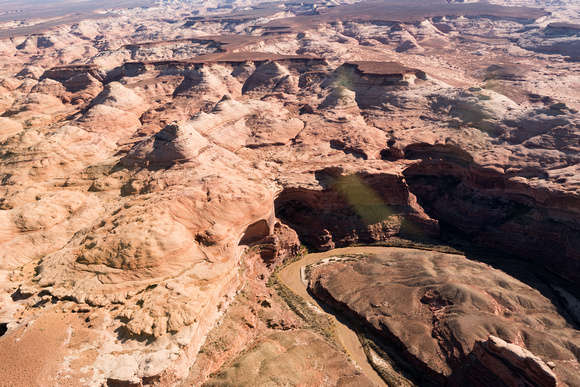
[[278, 246, 400, 387]]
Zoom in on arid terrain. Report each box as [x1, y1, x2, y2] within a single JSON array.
[[0, 0, 579, 385]]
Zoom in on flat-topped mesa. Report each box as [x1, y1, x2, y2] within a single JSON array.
[[121, 37, 219, 51], [122, 34, 268, 52], [125, 53, 324, 67], [344, 61, 427, 85], [108, 54, 326, 85], [37, 55, 327, 94], [546, 22, 580, 32], [41, 64, 107, 83], [259, 0, 548, 33], [183, 2, 287, 26]]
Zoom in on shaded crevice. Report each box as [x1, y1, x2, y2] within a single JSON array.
[[402, 157, 580, 284], [330, 139, 368, 160], [0, 323, 7, 337], [403, 173, 529, 236], [239, 219, 271, 246]]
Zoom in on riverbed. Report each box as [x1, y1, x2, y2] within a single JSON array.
[[278, 246, 402, 387]]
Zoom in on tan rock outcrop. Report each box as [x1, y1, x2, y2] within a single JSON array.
[[123, 120, 208, 167], [474, 335, 558, 387], [204, 330, 375, 386], [0, 117, 23, 142], [88, 81, 146, 115]]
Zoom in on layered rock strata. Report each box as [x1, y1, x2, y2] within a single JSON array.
[[0, 52, 578, 384]]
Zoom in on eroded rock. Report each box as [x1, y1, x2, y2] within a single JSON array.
[[308, 250, 580, 386], [0, 0, 579, 385]]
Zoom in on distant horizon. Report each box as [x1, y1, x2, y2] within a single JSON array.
[[0, 0, 154, 24]]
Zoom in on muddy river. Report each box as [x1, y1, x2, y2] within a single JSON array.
[[278, 246, 400, 387]]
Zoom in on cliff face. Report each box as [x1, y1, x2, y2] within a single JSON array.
[[274, 171, 439, 251], [401, 144, 580, 282]]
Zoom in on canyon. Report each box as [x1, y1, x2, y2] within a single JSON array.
[[0, 0, 579, 385], [308, 248, 580, 386]]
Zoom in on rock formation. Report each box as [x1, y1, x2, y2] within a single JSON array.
[[308, 250, 580, 386], [0, 0, 579, 385]]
